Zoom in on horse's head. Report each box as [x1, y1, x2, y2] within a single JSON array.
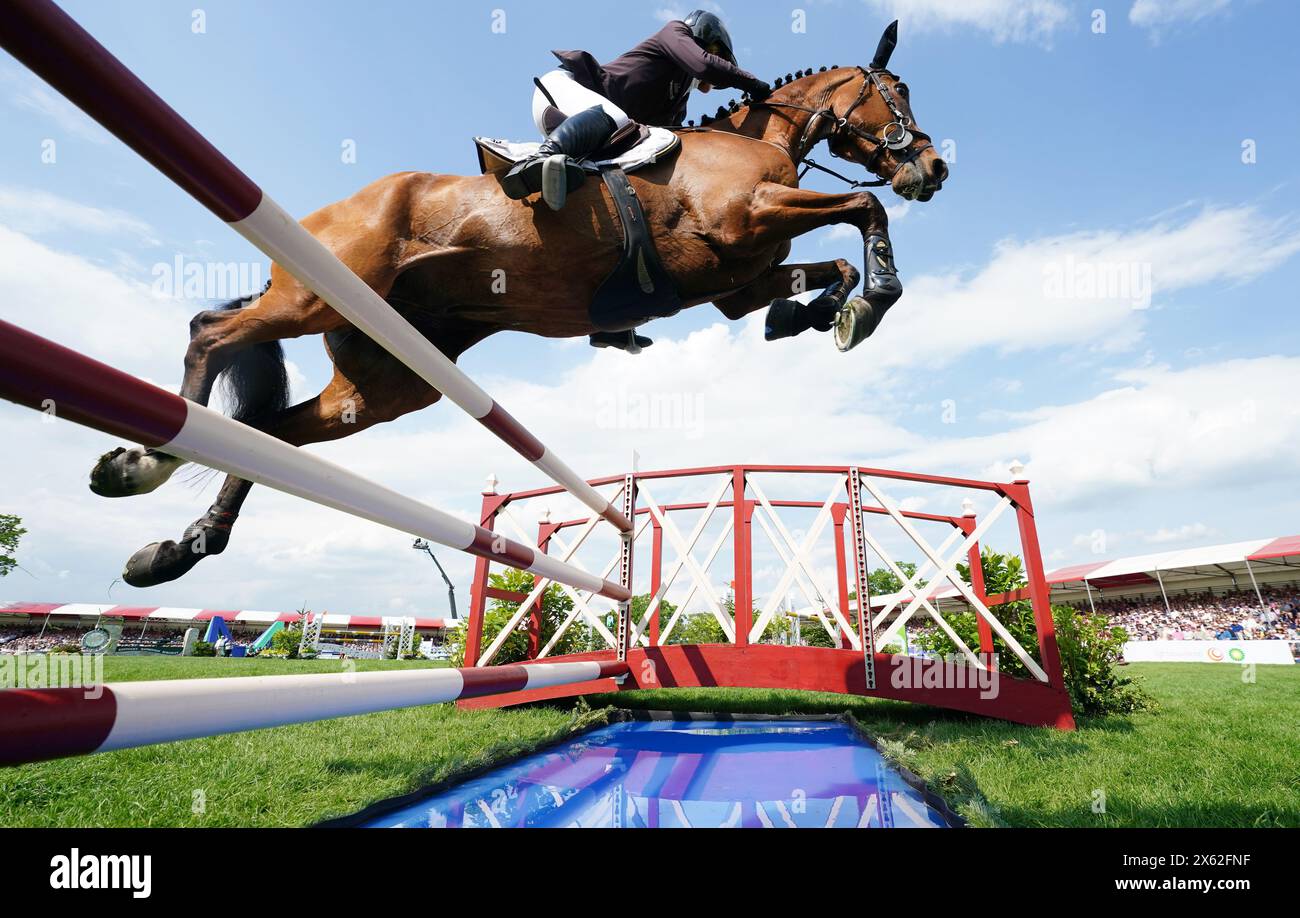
[[819, 22, 948, 201]]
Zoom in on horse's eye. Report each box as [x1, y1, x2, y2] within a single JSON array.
[[896, 83, 909, 95]]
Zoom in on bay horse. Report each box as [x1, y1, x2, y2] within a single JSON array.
[[92, 22, 948, 587]]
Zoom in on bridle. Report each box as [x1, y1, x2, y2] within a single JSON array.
[[755, 66, 934, 189]]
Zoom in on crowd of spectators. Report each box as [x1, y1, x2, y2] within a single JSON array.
[[1089, 586, 1300, 642], [0, 627, 92, 654], [1, 625, 198, 653]]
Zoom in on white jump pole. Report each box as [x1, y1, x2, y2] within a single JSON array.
[[0, 0, 631, 534], [0, 660, 630, 767], [0, 319, 630, 604]]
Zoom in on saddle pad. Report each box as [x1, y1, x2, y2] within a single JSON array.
[[474, 126, 680, 175]]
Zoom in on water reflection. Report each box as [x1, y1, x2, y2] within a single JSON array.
[[364, 721, 951, 828]]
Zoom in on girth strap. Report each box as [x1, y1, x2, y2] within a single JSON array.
[[588, 167, 682, 332]]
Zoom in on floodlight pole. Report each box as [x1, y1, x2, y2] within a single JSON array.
[[413, 539, 458, 620]]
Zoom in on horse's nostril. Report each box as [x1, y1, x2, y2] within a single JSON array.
[[932, 159, 949, 183]]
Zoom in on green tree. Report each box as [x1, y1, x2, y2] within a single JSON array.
[[801, 610, 847, 648], [0, 514, 26, 578], [668, 607, 730, 645], [447, 568, 596, 666], [867, 562, 921, 598], [628, 592, 678, 643], [753, 606, 794, 645], [799, 563, 925, 647]]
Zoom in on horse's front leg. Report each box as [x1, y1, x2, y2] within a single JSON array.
[[713, 259, 861, 341], [746, 184, 902, 349]]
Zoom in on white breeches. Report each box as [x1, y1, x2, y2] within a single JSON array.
[[532, 69, 631, 136]]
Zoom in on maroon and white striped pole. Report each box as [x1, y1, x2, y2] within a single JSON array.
[[0, 320, 630, 602], [0, 0, 630, 534], [0, 660, 630, 767]]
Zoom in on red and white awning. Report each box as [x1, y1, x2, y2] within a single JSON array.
[[0, 602, 457, 631], [843, 534, 1300, 612]]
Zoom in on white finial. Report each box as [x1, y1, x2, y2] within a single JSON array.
[[961, 497, 975, 517], [484, 473, 498, 495], [1009, 459, 1026, 478], [540, 507, 551, 524]]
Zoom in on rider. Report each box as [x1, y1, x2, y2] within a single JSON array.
[[501, 10, 772, 211]]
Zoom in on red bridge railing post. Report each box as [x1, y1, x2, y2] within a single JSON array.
[[959, 514, 996, 665], [464, 484, 508, 668], [832, 503, 853, 647], [1009, 481, 1066, 692], [649, 517, 664, 646], [731, 467, 753, 646]]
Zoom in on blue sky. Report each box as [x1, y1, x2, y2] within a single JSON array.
[[2, 0, 1298, 619]]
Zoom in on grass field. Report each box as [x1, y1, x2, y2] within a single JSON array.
[[1, 656, 1296, 827]]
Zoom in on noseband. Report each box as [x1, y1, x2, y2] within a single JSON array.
[[757, 66, 934, 189]]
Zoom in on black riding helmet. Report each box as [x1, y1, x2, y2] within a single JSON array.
[[683, 10, 737, 64]]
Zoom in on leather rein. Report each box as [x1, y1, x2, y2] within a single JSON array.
[[753, 66, 933, 189]]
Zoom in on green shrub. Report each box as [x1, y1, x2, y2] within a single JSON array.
[[914, 547, 1153, 716], [191, 641, 215, 657], [1054, 607, 1153, 715], [269, 624, 304, 659], [447, 568, 599, 666]]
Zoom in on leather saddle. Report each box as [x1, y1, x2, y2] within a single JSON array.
[[474, 126, 685, 340]]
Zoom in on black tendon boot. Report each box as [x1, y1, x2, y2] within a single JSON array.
[[863, 234, 902, 309], [501, 106, 618, 210], [833, 235, 903, 352]]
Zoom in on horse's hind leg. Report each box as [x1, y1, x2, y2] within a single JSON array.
[[120, 326, 454, 587], [90, 281, 337, 498]]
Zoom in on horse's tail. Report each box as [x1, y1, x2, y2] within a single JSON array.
[[215, 283, 290, 429]]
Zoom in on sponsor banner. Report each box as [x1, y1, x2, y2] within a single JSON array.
[[1123, 640, 1296, 665]]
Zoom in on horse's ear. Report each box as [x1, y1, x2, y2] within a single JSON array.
[[871, 20, 898, 70]]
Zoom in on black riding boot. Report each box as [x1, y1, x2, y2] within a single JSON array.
[[501, 106, 618, 210]]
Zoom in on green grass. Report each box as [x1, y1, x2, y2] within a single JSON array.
[[2, 658, 1296, 827]]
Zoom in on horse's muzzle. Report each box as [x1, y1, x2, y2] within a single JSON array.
[[896, 155, 947, 202]]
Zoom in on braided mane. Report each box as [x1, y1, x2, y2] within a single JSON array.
[[692, 65, 844, 127]]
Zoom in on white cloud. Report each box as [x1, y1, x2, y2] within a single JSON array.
[[1130, 0, 1232, 33], [862, 0, 1071, 46], [1143, 522, 1217, 543], [881, 356, 1300, 508], [866, 205, 1300, 377], [820, 224, 859, 244], [1, 69, 108, 144], [0, 186, 156, 240], [0, 224, 191, 370]]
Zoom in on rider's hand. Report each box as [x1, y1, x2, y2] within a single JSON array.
[[746, 80, 773, 101]]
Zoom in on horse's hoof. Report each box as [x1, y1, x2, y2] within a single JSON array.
[[764, 298, 803, 341], [122, 540, 203, 587], [834, 298, 878, 352], [90, 447, 181, 497]]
